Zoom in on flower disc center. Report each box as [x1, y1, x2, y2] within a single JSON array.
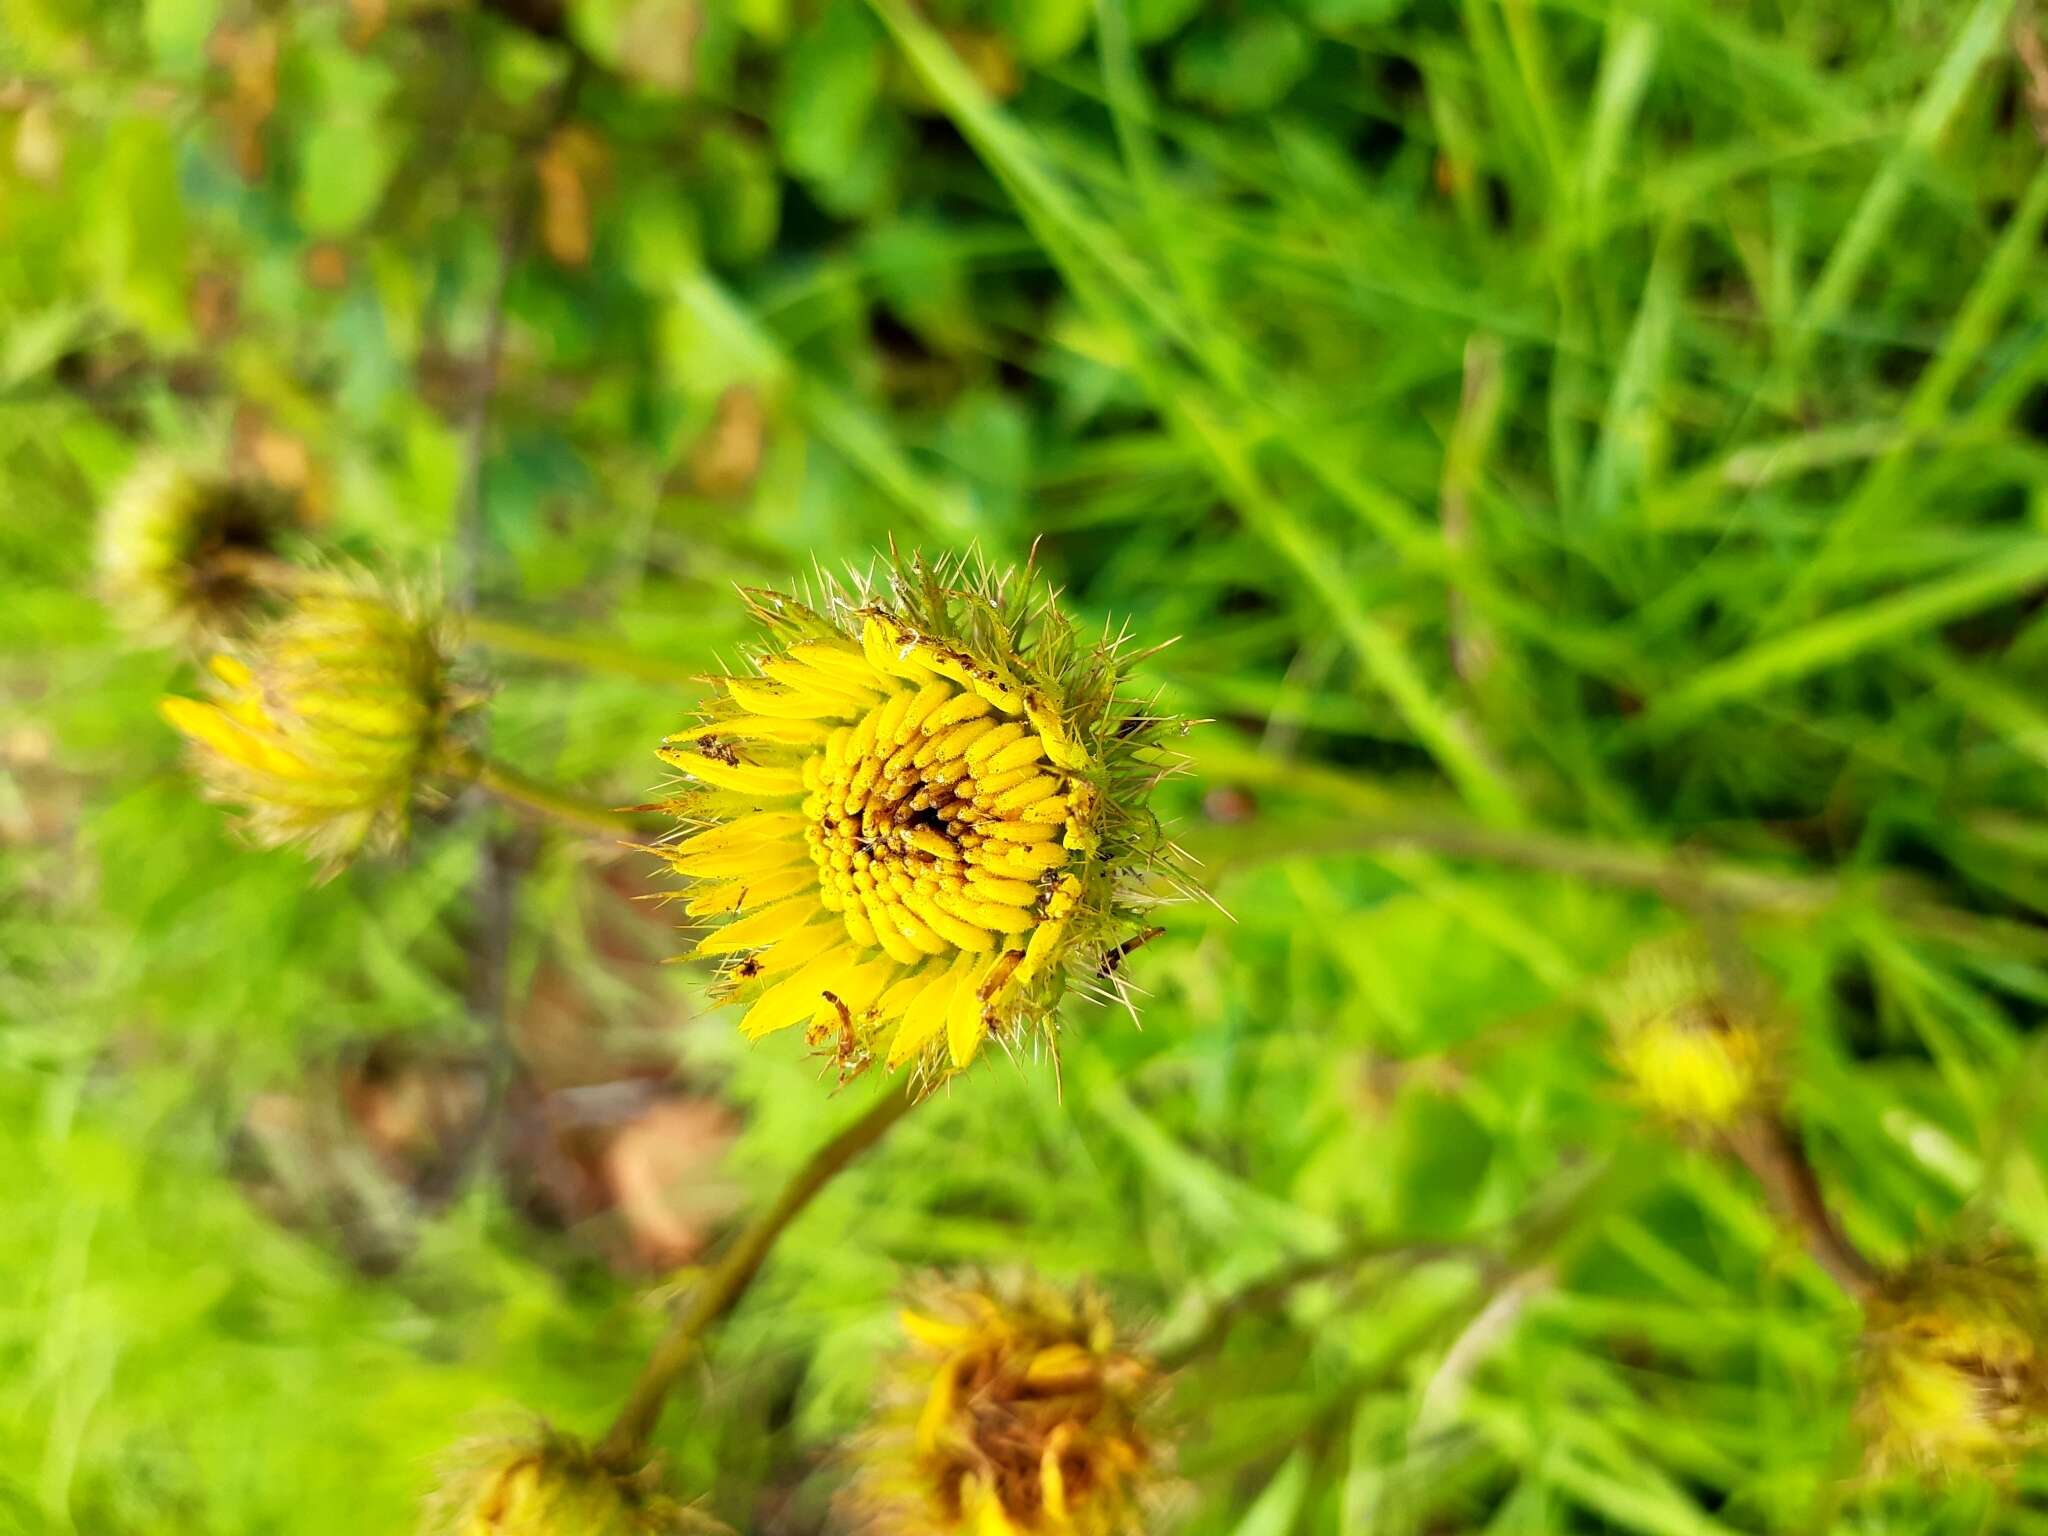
[[802, 678, 1069, 965]]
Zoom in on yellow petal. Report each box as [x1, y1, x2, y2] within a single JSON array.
[[947, 958, 993, 1069], [752, 920, 843, 976], [666, 716, 831, 747], [982, 819, 1058, 844], [924, 692, 994, 731], [159, 697, 314, 781], [787, 641, 888, 689], [693, 895, 816, 955], [899, 1308, 974, 1350], [862, 615, 935, 682], [872, 972, 930, 1023], [669, 837, 809, 880], [963, 720, 1030, 766], [682, 864, 815, 916], [668, 810, 807, 860], [965, 874, 1038, 907], [863, 895, 929, 966], [916, 1355, 960, 1455], [658, 751, 805, 796], [934, 889, 1037, 935], [903, 889, 996, 952], [717, 674, 853, 721], [984, 734, 1045, 773], [739, 949, 862, 1038], [886, 958, 967, 1067]]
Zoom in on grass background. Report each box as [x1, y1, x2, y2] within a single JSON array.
[[5, 0, 2048, 1531]]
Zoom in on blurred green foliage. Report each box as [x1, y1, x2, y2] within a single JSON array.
[[5, 0, 2048, 1532]]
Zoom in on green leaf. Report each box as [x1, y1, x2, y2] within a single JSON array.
[[776, 0, 885, 189], [91, 118, 192, 344], [1171, 15, 1314, 115], [695, 123, 780, 266], [294, 114, 402, 235], [991, 0, 1091, 64], [1292, 0, 1409, 25], [143, 0, 219, 72]]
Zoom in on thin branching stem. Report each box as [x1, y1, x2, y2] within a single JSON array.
[[594, 1079, 923, 1469], [450, 750, 643, 838], [465, 614, 703, 691]]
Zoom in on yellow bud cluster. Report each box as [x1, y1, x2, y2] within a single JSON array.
[[159, 578, 457, 868], [851, 1275, 1158, 1536], [1601, 941, 1773, 1132], [422, 1428, 722, 1536], [1857, 1253, 2048, 1480], [96, 455, 283, 644]]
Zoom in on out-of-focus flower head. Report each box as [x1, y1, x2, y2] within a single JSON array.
[[96, 455, 288, 644], [1600, 939, 1774, 1132], [1856, 1249, 2048, 1481], [422, 1426, 724, 1535], [851, 1273, 1159, 1536], [159, 575, 462, 870], [652, 551, 1189, 1085]]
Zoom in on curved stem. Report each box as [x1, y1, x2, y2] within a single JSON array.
[[465, 615, 702, 692], [1725, 1114, 1878, 1303], [595, 1078, 922, 1469], [448, 749, 644, 838]]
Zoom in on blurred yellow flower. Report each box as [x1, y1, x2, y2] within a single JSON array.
[[1857, 1251, 2048, 1480], [159, 577, 459, 868], [96, 455, 285, 644], [423, 1427, 723, 1535], [653, 553, 1185, 1081], [1601, 940, 1773, 1131], [852, 1274, 1158, 1536]]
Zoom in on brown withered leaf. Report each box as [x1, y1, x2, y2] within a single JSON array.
[[347, 0, 389, 47], [209, 23, 279, 180], [304, 241, 351, 290], [535, 124, 609, 268], [685, 386, 767, 499]]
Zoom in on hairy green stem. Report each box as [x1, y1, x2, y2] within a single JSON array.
[[594, 1079, 922, 1469], [449, 750, 643, 838]]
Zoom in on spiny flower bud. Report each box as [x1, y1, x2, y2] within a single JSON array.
[[652, 552, 1188, 1083], [159, 577, 461, 869], [96, 455, 286, 644], [851, 1274, 1159, 1536], [1856, 1251, 2048, 1480], [1600, 941, 1773, 1132], [422, 1427, 724, 1535]]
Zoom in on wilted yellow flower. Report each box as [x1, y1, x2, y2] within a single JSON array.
[[1601, 941, 1773, 1131], [1856, 1251, 2048, 1480], [96, 455, 285, 644], [653, 553, 1185, 1081], [423, 1427, 723, 1535], [852, 1274, 1158, 1536], [159, 578, 460, 867]]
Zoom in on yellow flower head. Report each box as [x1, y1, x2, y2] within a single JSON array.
[[1600, 940, 1773, 1132], [159, 577, 460, 868], [422, 1427, 724, 1535], [853, 1274, 1158, 1536], [1856, 1251, 2048, 1481], [96, 455, 285, 644], [653, 553, 1186, 1082]]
